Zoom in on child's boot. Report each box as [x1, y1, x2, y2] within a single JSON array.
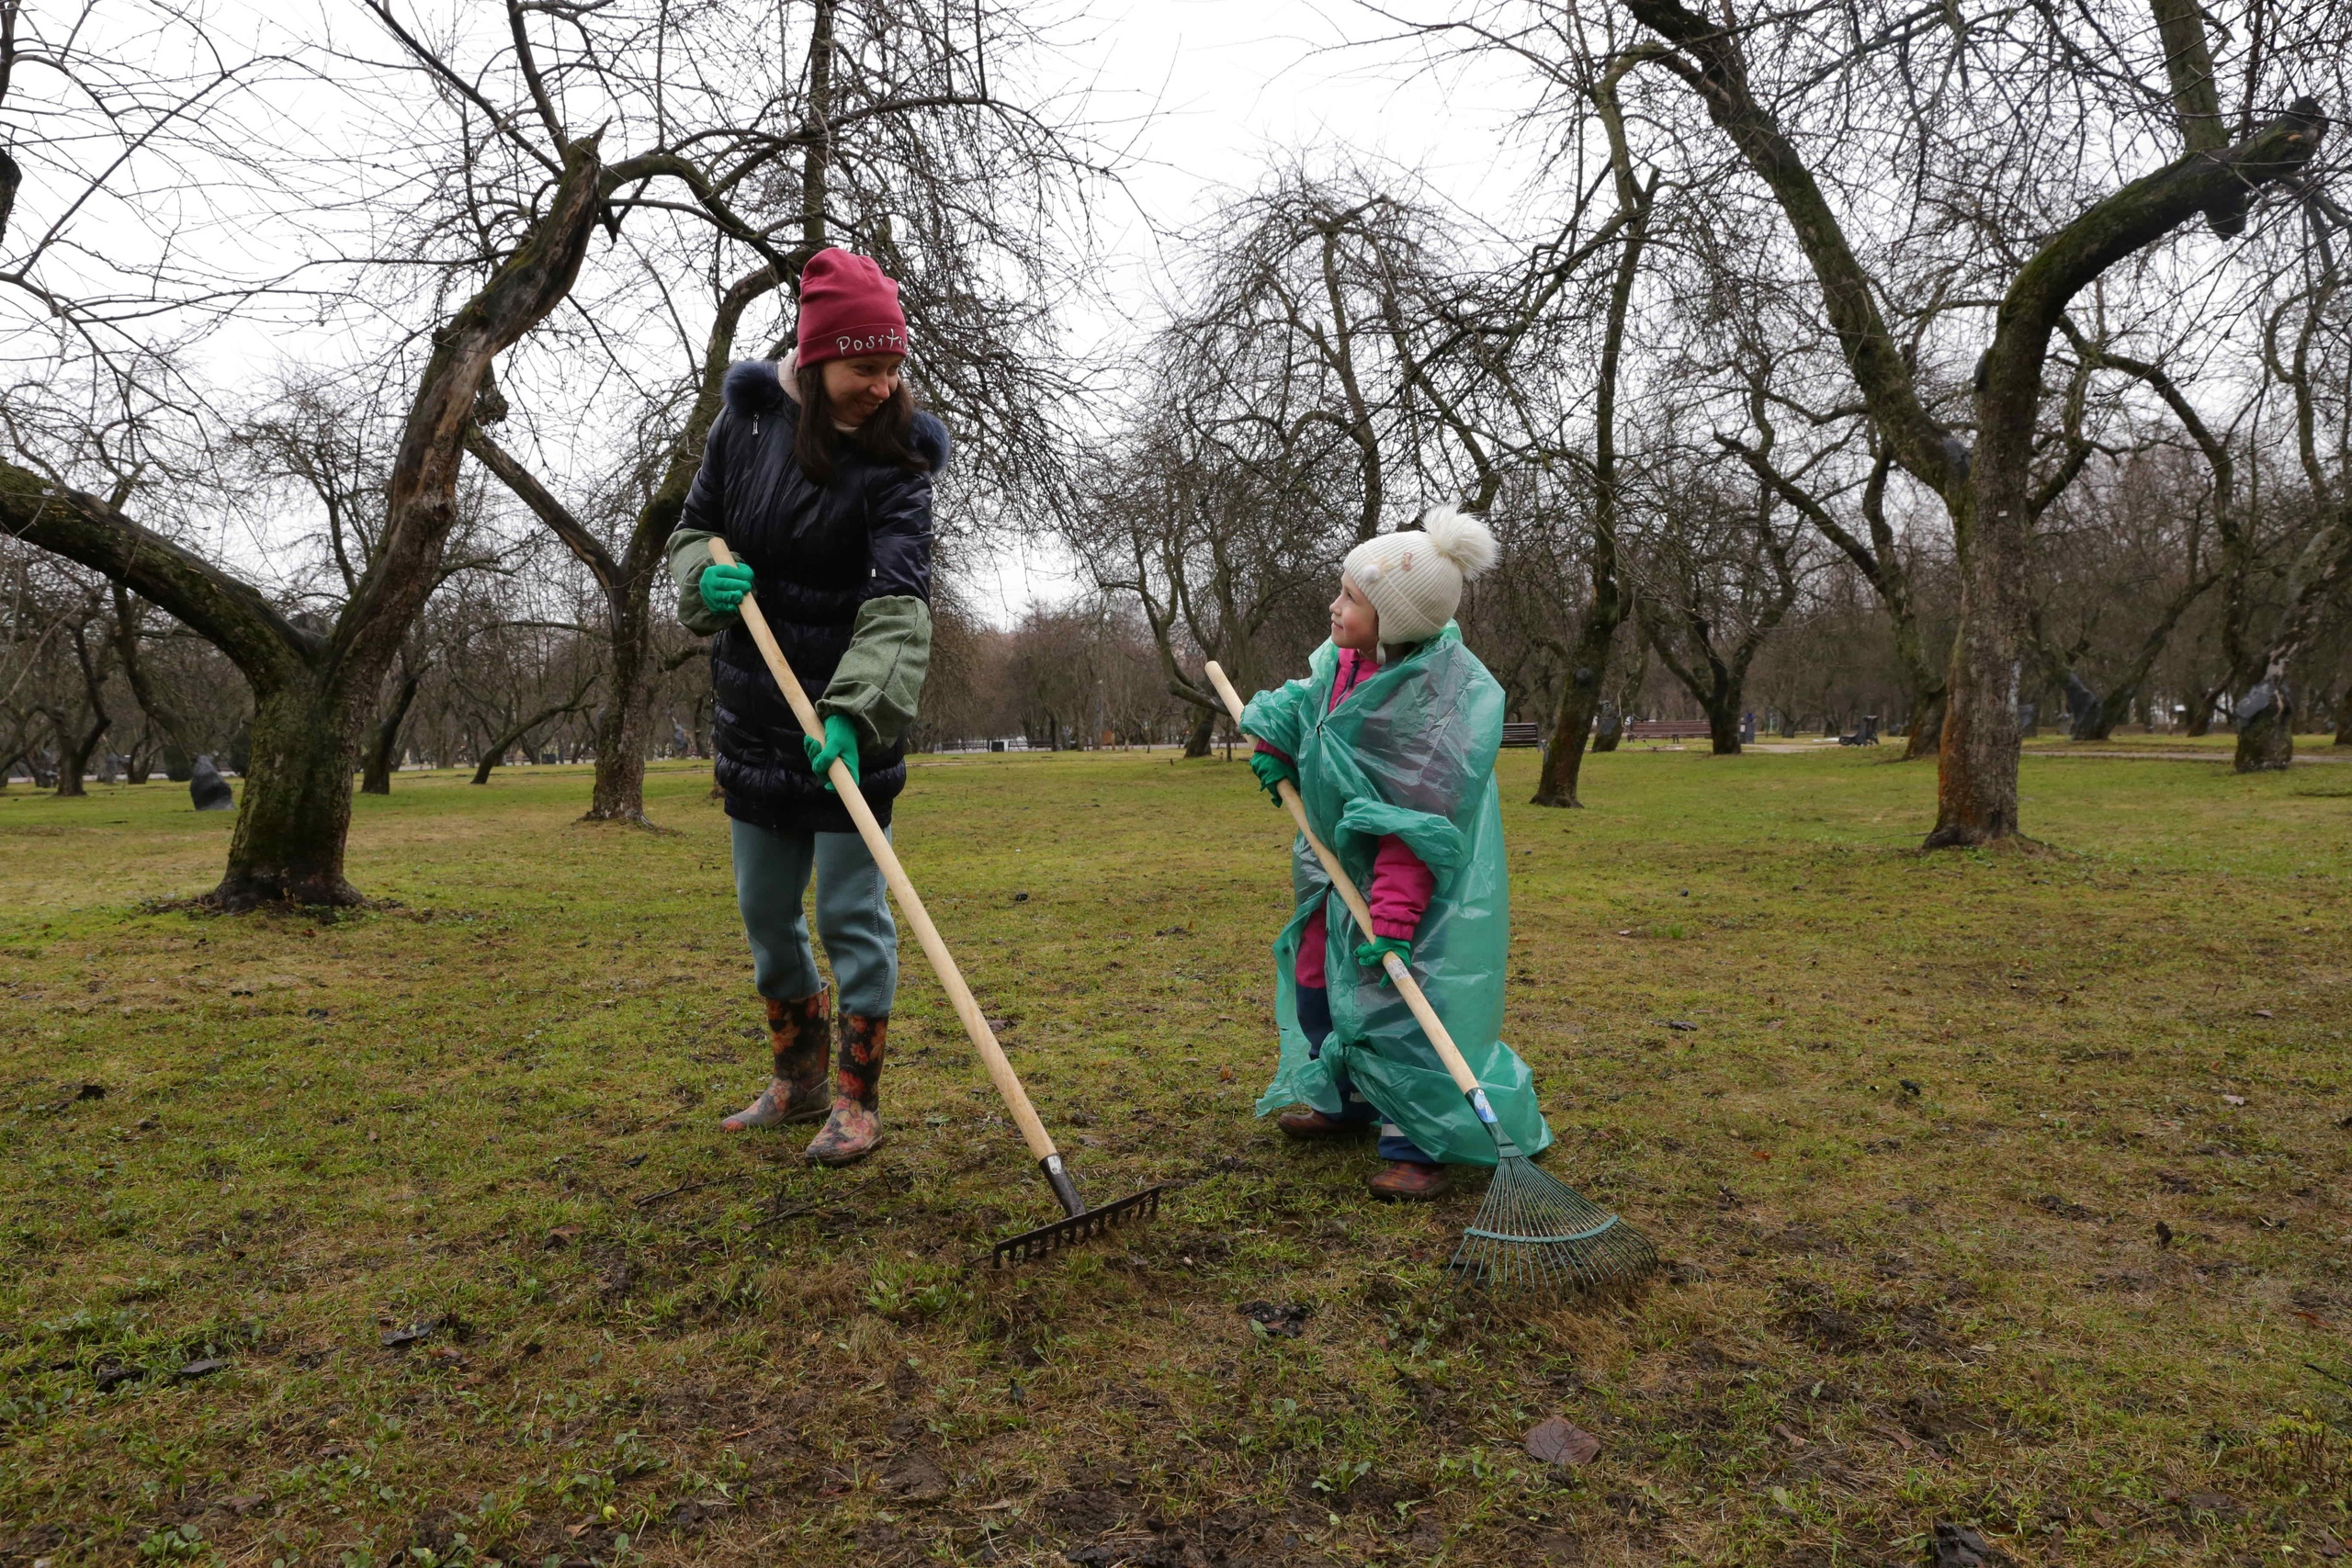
[[1367, 1160, 1451, 1201], [720, 990, 831, 1130], [806, 1012, 887, 1166], [1278, 1107, 1369, 1138]]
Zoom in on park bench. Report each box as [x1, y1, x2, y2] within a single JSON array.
[[1624, 720, 1713, 740], [1500, 722, 1543, 748]]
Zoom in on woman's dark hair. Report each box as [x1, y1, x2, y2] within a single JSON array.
[[793, 363, 931, 484]]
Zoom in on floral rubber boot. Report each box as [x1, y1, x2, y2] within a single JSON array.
[[805, 1012, 887, 1166], [720, 991, 831, 1131]]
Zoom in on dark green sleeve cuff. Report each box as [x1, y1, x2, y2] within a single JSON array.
[[665, 527, 735, 636], [818, 596, 933, 750]]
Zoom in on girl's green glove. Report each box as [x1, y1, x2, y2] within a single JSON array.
[[699, 560, 755, 615], [803, 714, 860, 792], [1247, 750, 1295, 804], [1355, 935, 1411, 980]]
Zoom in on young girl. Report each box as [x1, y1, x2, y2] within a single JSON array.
[[1241, 507, 1553, 1199]]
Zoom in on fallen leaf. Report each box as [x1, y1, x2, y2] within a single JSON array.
[[543, 1226, 581, 1249], [1238, 1301, 1310, 1339], [2222, 1094, 2247, 1106], [176, 1359, 226, 1380], [1666, 1020, 1698, 1032], [2255, 1009, 2276, 1019], [379, 1319, 438, 1348], [1524, 1415, 1600, 1467], [1218, 1065, 1234, 1082], [1750, 1148, 1772, 1161], [1928, 1521, 2006, 1567], [1773, 1422, 1806, 1448]]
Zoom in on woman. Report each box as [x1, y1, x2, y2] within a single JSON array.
[[666, 247, 948, 1166]]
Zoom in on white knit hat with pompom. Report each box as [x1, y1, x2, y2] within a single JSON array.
[[1342, 504, 1500, 647]]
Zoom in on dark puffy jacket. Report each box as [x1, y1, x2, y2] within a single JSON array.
[[684, 360, 947, 834]]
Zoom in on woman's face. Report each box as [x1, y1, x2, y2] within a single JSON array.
[[1329, 574, 1380, 651], [821, 354, 904, 425]]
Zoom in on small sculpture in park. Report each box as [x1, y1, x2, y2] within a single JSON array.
[[189, 756, 234, 812]]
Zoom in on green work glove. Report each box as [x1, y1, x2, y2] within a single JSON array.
[[1355, 935, 1411, 981], [698, 560, 755, 615], [803, 713, 860, 792], [1248, 750, 1295, 805]]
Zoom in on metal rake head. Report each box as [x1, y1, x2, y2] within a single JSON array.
[[1446, 1153, 1659, 1293], [991, 1182, 1167, 1268]]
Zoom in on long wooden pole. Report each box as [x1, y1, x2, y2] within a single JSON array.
[[1202, 661, 1495, 1117], [707, 541, 1080, 1208]]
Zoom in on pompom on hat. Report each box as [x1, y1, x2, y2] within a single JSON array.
[[1342, 504, 1500, 647], [796, 247, 909, 368]]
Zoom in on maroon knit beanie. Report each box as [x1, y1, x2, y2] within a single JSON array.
[[796, 248, 909, 368]]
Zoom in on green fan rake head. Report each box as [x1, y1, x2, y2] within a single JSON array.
[[1447, 1141, 1660, 1293]]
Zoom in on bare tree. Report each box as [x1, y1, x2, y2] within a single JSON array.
[[2, 4, 820, 903]]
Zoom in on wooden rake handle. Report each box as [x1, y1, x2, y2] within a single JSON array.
[[707, 541, 1073, 1189], [1202, 662, 1502, 1130]]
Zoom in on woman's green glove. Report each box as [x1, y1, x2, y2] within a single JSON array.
[[803, 714, 860, 792], [1355, 935, 1411, 981], [1247, 750, 1295, 804], [698, 560, 755, 615]]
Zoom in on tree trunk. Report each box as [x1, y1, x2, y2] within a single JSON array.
[[53, 709, 106, 796], [1531, 67, 1648, 808], [1928, 472, 2029, 847], [1592, 700, 1623, 752], [1531, 617, 1614, 807], [1182, 705, 1214, 758], [2335, 694, 2351, 748], [2232, 503, 2352, 772], [2233, 682, 2296, 772], [362, 666, 424, 795], [586, 616, 651, 817], [218, 671, 363, 908], [1705, 697, 1743, 755], [1902, 689, 1947, 760]]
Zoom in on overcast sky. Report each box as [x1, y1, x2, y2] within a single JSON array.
[[961, 0, 1536, 616]]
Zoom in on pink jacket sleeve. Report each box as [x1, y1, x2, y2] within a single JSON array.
[[1366, 834, 1435, 941]]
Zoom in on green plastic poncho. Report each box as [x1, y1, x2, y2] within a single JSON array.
[[1242, 626, 1553, 1167]]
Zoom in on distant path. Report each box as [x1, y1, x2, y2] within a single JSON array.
[[2022, 748, 2349, 764], [1729, 741, 2349, 763]]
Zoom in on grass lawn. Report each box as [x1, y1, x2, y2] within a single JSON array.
[[2, 745, 2349, 1567]]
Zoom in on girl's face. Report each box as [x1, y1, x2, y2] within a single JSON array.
[[822, 354, 904, 424], [1330, 574, 1379, 651]]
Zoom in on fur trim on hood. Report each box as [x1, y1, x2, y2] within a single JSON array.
[[722, 356, 791, 418]]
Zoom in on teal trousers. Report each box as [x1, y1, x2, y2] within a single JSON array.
[[731, 819, 899, 1017]]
